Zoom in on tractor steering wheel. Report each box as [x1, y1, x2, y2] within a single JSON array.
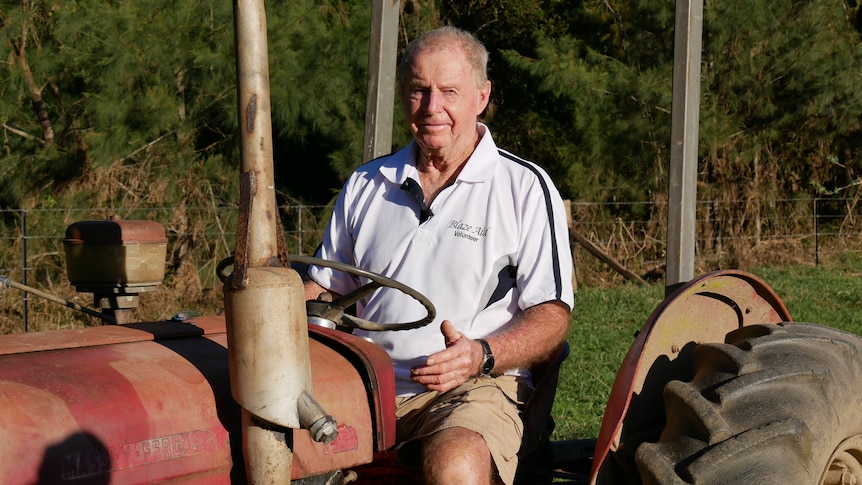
[[217, 255, 436, 332]]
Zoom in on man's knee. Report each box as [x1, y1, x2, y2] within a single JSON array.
[[396, 377, 525, 484], [422, 427, 499, 485]]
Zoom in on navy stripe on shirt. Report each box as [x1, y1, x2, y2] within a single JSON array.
[[498, 150, 565, 301]]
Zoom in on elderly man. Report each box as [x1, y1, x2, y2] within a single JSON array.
[[304, 26, 574, 485]]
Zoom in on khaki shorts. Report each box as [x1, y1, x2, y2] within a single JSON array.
[[394, 375, 531, 485]]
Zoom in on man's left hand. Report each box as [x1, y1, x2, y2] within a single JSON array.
[[409, 320, 483, 392]]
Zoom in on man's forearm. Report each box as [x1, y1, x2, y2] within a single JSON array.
[[485, 301, 571, 373]]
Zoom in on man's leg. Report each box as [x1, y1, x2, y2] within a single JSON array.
[[422, 426, 501, 485], [396, 376, 527, 485]]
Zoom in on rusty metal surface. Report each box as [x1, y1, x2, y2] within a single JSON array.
[[0, 333, 235, 484], [230, 1, 317, 479], [225, 267, 312, 430], [0, 317, 387, 484], [308, 325, 397, 452], [231, 171, 255, 291], [590, 270, 792, 484], [0, 316, 225, 356], [64, 218, 168, 288], [233, 0, 279, 270], [291, 338, 374, 479]]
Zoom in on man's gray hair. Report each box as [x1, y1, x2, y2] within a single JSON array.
[[397, 26, 489, 88]]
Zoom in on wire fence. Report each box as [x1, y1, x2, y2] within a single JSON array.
[[0, 204, 327, 332], [567, 196, 862, 285], [2, 196, 862, 330]]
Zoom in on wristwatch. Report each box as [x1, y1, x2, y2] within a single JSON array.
[[477, 338, 495, 376]]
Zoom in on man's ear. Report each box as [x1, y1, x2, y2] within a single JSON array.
[[477, 80, 491, 114]]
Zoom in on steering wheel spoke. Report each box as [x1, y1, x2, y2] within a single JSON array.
[[330, 281, 383, 314]]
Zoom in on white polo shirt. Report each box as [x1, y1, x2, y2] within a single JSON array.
[[309, 124, 574, 396]]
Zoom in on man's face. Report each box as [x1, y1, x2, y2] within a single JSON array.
[[400, 46, 491, 160]]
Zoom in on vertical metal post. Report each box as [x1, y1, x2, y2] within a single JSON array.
[[234, 0, 279, 268], [362, 0, 400, 163], [814, 198, 819, 267], [666, 0, 704, 294], [229, 2, 316, 483], [21, 209, 29, 332], [297, 206, 303, 254]]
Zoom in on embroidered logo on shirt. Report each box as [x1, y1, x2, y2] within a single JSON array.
[[448, 219, 490, 242]]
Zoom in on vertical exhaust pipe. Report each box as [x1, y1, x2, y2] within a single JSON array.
[[227, 1, 336, 482]]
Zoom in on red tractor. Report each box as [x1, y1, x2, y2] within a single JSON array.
[[2, 1, 862, 484]]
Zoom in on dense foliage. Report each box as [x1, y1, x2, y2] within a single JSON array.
[[1, 0, 860, 209]]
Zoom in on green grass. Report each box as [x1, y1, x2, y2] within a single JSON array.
[[754, 253, 862, 335], [552, 283, 663, 441], [552, 256, 862, 441]]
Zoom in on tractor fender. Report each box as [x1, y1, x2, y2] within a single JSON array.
[[589, 270, 791, 484]]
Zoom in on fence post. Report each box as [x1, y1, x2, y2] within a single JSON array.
[[21, 209, 29, 332], [814, 198, 819, 267], [297, 206, 303, 254]]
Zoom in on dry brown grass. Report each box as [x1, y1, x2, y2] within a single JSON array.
[[0, 224, 852, 333]]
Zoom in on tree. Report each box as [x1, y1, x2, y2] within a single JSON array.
[[436, 0, 678, 204], [0, 0, 382, 209], [0, 0, 242, 208], [450, 0, 862, 211], [699, 0, 862, 203]]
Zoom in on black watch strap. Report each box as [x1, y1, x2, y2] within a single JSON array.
[[477, 338, 495, 376]]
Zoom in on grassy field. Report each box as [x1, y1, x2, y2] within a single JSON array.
[[551, 253, 862, 441]]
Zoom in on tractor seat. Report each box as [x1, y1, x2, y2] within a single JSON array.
[[515, 341, 571, 484]]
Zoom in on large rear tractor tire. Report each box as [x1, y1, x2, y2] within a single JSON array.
[[635, 322, 862, 485]]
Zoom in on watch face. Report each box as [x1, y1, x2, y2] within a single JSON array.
[[482, 356, 495, 374]]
